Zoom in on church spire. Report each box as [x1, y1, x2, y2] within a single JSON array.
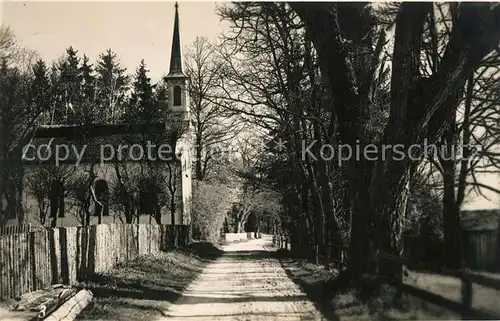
[[164, 1, 189, 121], [167, 2, 186, 78]]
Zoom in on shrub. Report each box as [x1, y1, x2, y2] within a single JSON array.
[[191, 181, 233, 242]]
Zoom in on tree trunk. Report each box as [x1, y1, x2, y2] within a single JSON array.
[[195, 141, 203, 180], [237, 219, 245, 233], [369, 159, 411, 281], [85, 206, 91, 226], [313, 127, 342, 267], [50, 196, 58, 228], [170, 193, 176, 226], [440, 126, 462, 270], [124, 204, 133, 224], [58, 186, 65, 218], [154, 204, 162, 224], [299, 183, 313, 258], [442, 160, 461, 270], [347, 163, 372, 277], [14, 165, 25, 225], [95, 203, 102, 224], [39, 208, 46, 225]]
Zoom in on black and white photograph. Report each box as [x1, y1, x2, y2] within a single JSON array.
[[1, 1, 500, 320]]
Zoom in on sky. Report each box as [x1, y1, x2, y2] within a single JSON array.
[[1, 1, 499, 211], [2, 1, 226, 82]]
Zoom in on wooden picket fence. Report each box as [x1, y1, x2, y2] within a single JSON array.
[[0, 223, 36, 237], [0, 223, 190, 301], [378, 252, 500, 319]]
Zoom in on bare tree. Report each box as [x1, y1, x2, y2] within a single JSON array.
[[217, 3, 348, 265], [185, 36, 243, 181], [25, 167, 52, 225], [68, 168, 95, 226], [290, 2, 500, 279], [0, 38, 46, 226], [0, 25, 17, 62]]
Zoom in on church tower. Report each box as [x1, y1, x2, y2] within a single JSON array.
[[165, 2, 190, 121], [166, 2, 192, 226]]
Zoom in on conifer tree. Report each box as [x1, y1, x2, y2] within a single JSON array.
[[74, 54, 99, 123], [95, 49, 128, 122], [80, 54, 95, 102], [129, 59, 155, 123], [58, 46, 81, 123], [31, 59, 52, 112], [48, 64, 62, 123], [154, 79, 169, 118]]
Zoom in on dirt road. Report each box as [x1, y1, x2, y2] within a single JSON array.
[[159, 235, 326, 320]]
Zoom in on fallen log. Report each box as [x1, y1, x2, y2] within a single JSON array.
[[44, 289, 93, 321], [36, 288, 77, 319]]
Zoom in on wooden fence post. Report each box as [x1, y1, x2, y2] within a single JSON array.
[[59, 227, 69, 284]]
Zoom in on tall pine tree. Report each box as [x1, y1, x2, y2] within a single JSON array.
[[154, 79, 169, 119], [58, 46, 81, 123], [31, 59, 52, 114], [129, 59, 155, 123], [80, 54, 95, 101], [48, 63, 63, 124], [95, 49, 128, 123], [76, 54, 98, 123]]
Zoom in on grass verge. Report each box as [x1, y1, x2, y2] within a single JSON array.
[[274, 249, 461, 321], [76, 242, 222, 320]]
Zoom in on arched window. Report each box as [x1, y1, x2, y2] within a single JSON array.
[[50, 180, 65, 219], [139, 180, 158, 215], [92, 179, 109, 217], [173, 85, 182, 106]]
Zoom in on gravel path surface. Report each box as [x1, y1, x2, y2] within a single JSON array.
[[159, 235, 326, 320]]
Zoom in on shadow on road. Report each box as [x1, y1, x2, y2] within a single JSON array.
[[81, 240, 333, 320], [276, 256, 340, 321], [163, 240, 332, 320]]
